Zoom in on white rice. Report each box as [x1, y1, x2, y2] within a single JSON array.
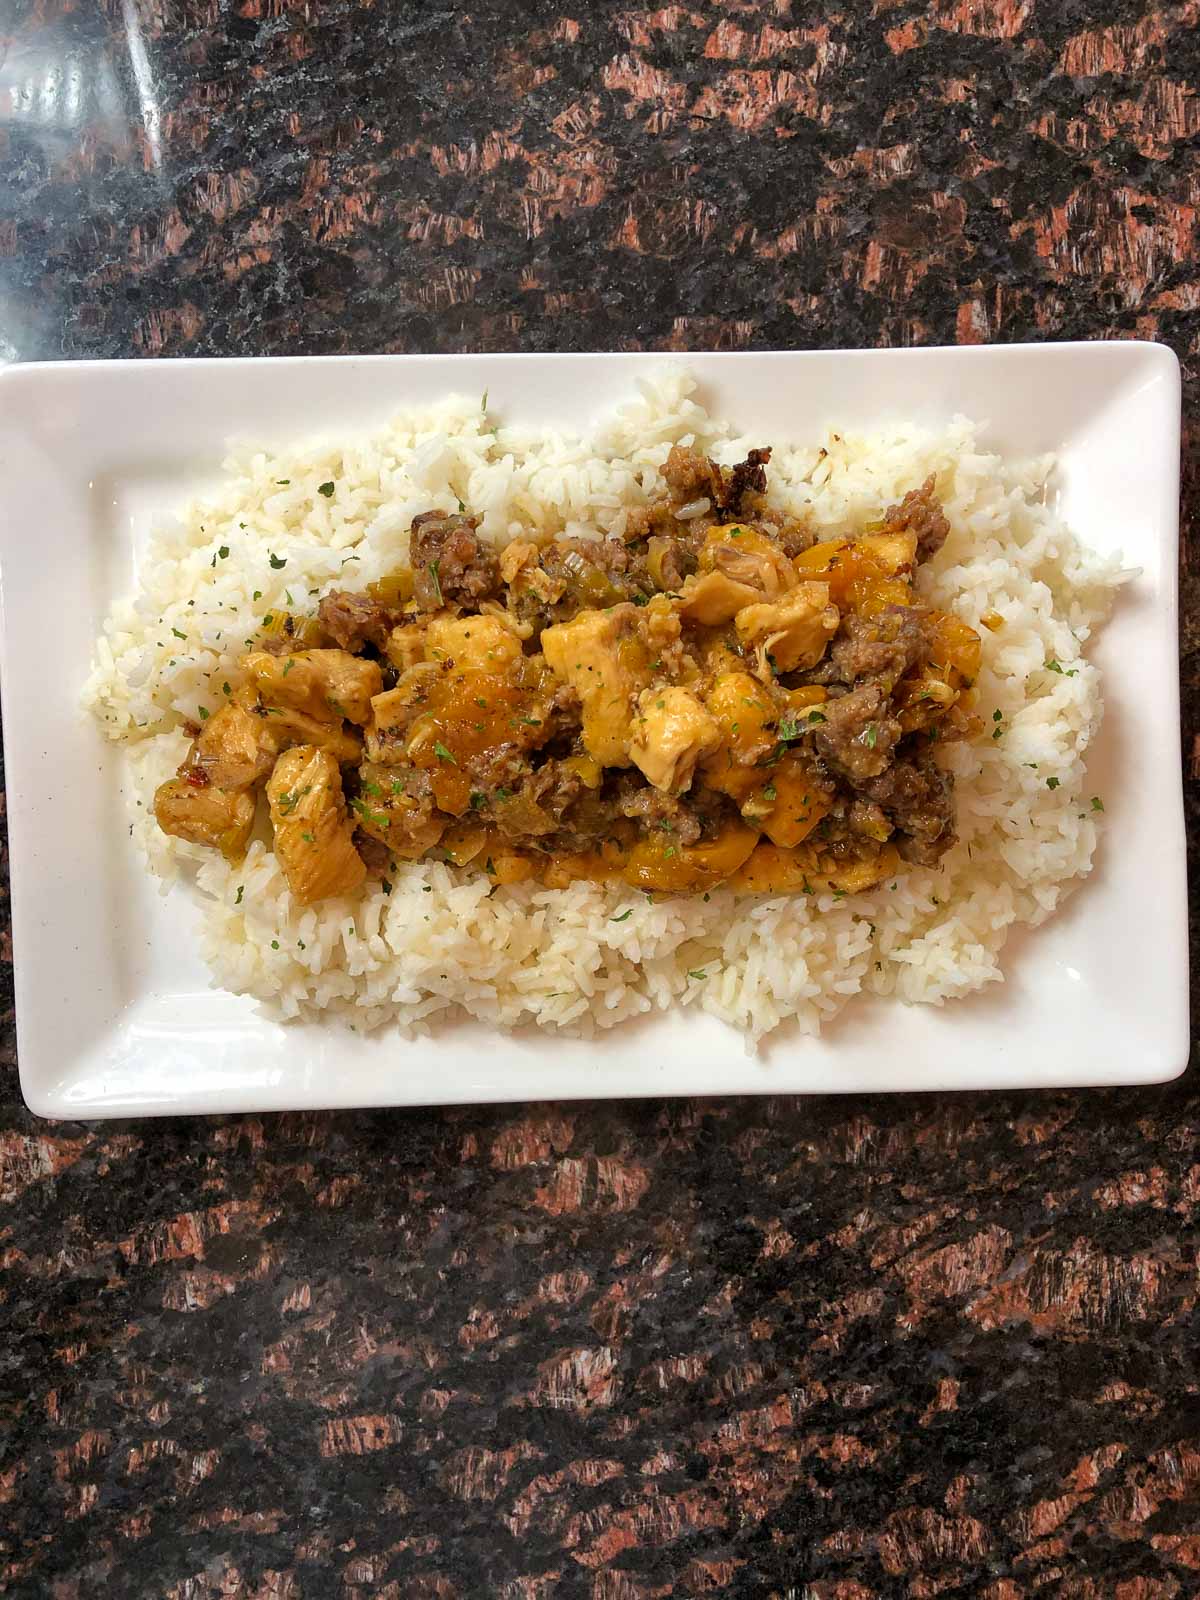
[[83, 371, 1129, 1044]]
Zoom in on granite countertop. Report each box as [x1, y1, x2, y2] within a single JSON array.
[[1, 3, 1197, 1595]]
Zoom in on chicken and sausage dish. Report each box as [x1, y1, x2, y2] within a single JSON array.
[[154, 445, 982, 908]]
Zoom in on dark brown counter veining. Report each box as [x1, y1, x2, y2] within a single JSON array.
[[1, 2, 1198, 1595]]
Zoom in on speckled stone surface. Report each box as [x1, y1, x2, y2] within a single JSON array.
[[1, 3, 1198, 1596]]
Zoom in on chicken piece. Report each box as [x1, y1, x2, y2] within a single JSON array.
[[699, 524, 797, 601], [154, 777, 256, 862], [735, 583, 839, 675], [267, 746, 366, 906], [540, 603, 654, 767], [365, 666, 442, 763], [675, 569, 761, 626], [255, 704, 362, 764], [230, 680, 361, 764], [423, 613, 523, 674], [242, 649, 382, 726], [629, 687, 721, 794], [352, 761, 446, 858], [384, 622, 428, 674], [191, 701, 284, 790], [700, 670, 778, 804]]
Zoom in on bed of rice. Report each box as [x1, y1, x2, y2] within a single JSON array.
[[83, 371, 1128, 1045]]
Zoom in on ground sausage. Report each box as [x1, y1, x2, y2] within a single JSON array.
[[823, 607, 927, 691], [317, 591, 397, 653], [410, 512, 500, 610], [882, 475, 950, 563], [813, 684, 902, 784]]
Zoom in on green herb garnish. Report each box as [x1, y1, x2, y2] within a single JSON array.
[[1046, 777, 1061, 790], [171, 627, 186, 640], [1091, 796, 1104, 812], [350, 798, 390, 828], [275, 785, 311, 816], [428, 559, 443, 605], [610, 909, 633, 922], [433, 741, 457, 764], [269, 553, 286, 570], [318, 481, 335, 497], [235, 885, 244, 905]]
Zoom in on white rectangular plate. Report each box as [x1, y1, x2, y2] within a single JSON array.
[[0, 345, 1186, 1118]]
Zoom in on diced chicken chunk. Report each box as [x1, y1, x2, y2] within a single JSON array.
[[629, 687, 721, 794], [735, 582, 839, 675], [675, 569, 761, 625], [267, 746, 366, 906], [423, 613, 523, 674], [192, 701, 283, 790], [384, 623, 428, 674], [154, 777, 256, 862], [364, 665, 442, 764], [700, 524, 796, 601], [242, 649, 382, 725], [541, 603, 650, 766], [254, 703, 362, 764]]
